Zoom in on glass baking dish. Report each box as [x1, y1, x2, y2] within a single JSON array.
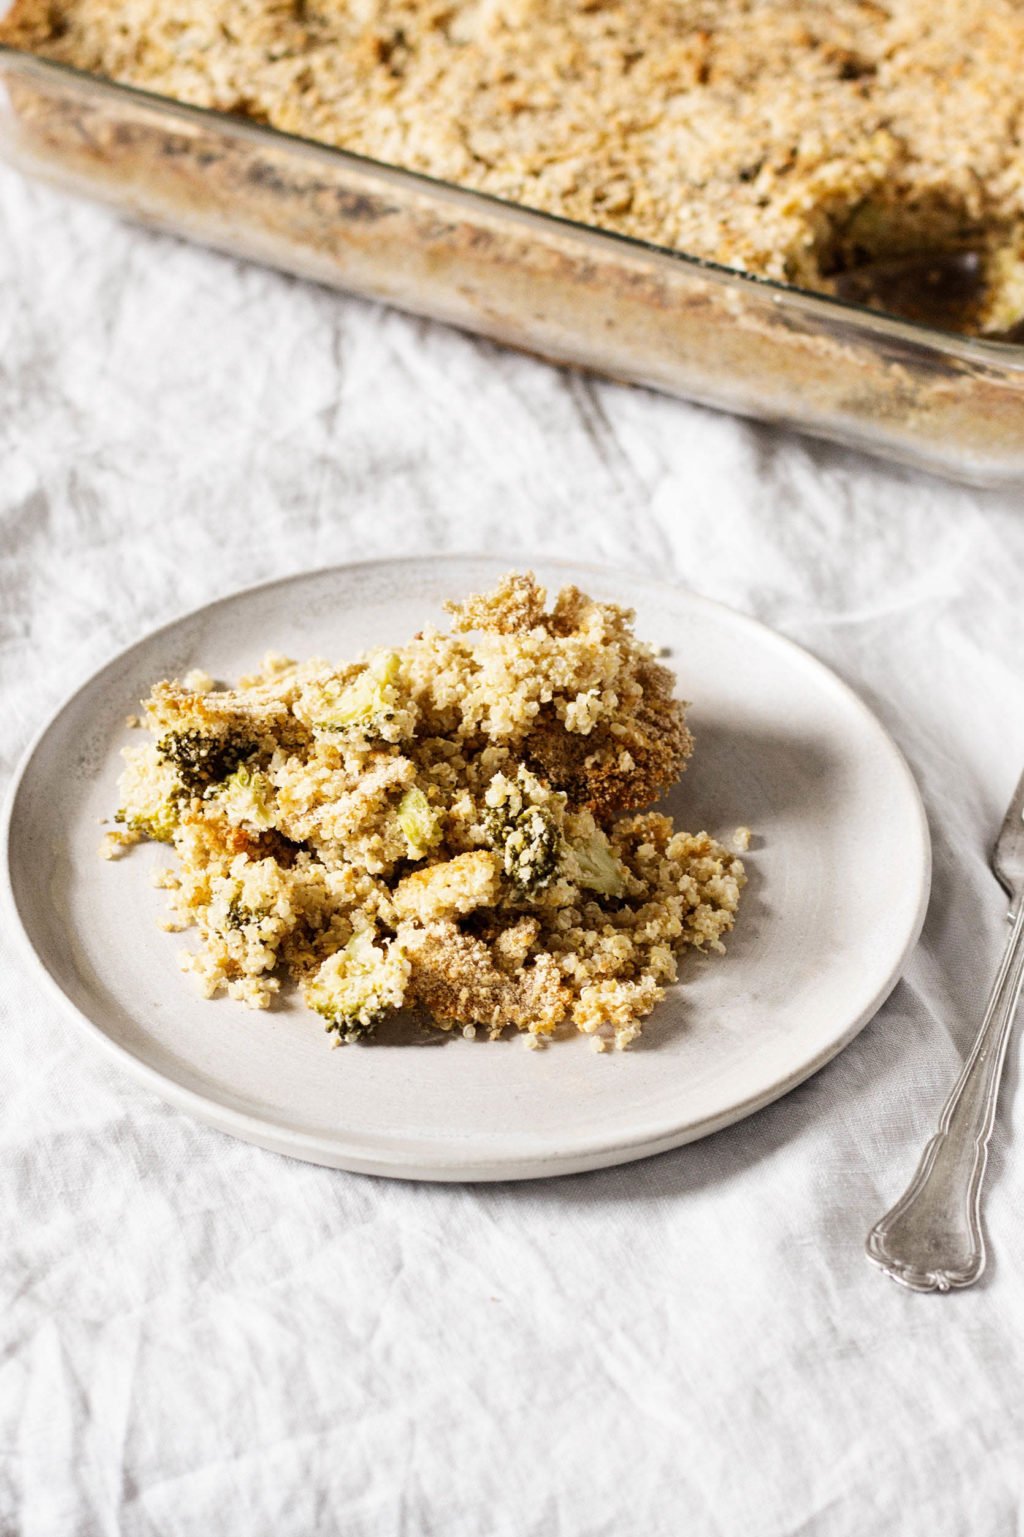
[[3, 43, 1024, 486]]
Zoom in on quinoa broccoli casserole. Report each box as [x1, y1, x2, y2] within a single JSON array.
[[6, 0, 1024, 484], [103, 573, 746, 1052], [5, 0, 1024, 331]]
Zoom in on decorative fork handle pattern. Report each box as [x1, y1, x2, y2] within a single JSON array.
[[866, 901, 1024, 1292]]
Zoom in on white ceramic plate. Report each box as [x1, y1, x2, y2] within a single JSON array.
[[3, 557, 930, 1181]]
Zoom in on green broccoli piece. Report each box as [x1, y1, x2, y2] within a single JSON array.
[[114, 804, 178, 845], [397, 786, 443, 859], [482, 772, 561, 896], [225, 898, 265, 930], [114, 743, 183, 844], [304, 929, 410, 1041], [216, 763, 276, 829], [315, 652, 402, 735], [156, 729, 258, 798], [567, 828, 628, 898]]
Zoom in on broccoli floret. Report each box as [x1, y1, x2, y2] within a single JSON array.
[[225, 898, 264, 930], [315, 652, 402, 735], [115, 742, 182, 844], [397, 786, 443, 859], [566, 828, 628, 898], [156, 730, 258, 798], [482, 771, 561, 896], [215, 763, 276, 829], [303, 929, 411, 1041], [114, 804, 177, 845], [499, 804, 560, 895]]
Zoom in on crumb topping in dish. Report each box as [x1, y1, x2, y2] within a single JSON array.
[[5, 0, 1024, 331], [103, 573, 745, 1051]]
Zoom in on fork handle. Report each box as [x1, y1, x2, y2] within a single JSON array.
[[866, 901, 1024, 1291]]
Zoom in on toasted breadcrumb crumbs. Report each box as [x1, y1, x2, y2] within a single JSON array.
[[105, 574, 746, 1049]]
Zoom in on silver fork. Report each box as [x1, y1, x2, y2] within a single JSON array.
[[866, 769, 1024, 1291]]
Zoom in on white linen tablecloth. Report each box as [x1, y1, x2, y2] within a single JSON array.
[[3, 165, 1024, 1537]]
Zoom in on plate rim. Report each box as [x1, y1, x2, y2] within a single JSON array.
[[1, 552, 932, 1180]]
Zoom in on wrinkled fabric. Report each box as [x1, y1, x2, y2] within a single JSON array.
[[2, 164, 1024, 1537]]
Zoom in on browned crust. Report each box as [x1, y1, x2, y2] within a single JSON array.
[[0, 0, 50, 50], [401, 919, 570, 1034], [445, 571, 548, 636], [526, 660, 693, 818]]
